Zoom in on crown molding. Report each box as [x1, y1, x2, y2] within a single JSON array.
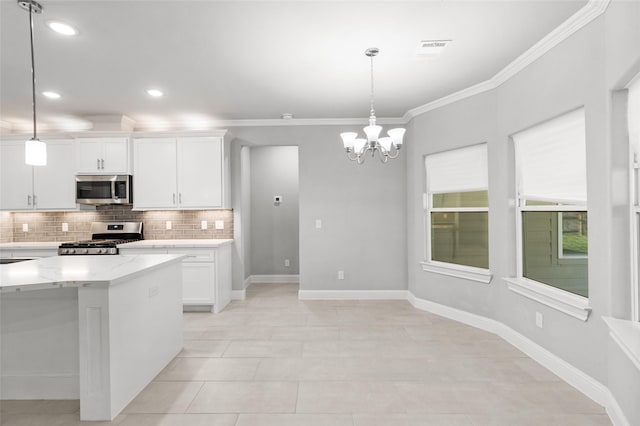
[[404, 0, 611, 121], [131, 116, 406, 131]]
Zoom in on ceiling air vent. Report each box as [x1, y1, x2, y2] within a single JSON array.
[[415, 40, 452, 57]]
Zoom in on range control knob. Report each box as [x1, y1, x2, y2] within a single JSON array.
[[80, 249, 88, 254], [68, 249, 75, 254]]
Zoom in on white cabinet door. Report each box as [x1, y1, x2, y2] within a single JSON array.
[[181, 262, 216, 304], [177, 137, 223, 208], [76, 139, 103, 173], [77, 138, 129, 174], [133, 138, 177, 209], [33, 140, 77, 210], [102, 138, 129, 173], [0, 142, 33, 210]]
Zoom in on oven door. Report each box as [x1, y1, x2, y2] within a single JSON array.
[[76, 175, 132, 205]]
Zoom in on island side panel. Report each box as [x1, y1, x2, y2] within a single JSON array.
[[78, 261, 183, 421], [0, 287, 80, 399]]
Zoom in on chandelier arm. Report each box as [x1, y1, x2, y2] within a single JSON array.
[[346, 151, 359, 162], [379, 153, 389, 164], [386, 148, 400, 159], [356, 155, 366, 165]]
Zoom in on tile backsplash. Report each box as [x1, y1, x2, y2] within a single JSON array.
[[0, 206, 233, 242]]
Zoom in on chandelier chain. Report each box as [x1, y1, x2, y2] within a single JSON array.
[[369, 53, 375, 120]]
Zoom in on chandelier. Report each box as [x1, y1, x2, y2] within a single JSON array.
[[19, 0, 47, 166], [341, 48, 405, 164]]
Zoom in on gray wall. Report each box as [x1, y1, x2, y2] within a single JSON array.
[[407, 0, 640, 423], [230, 125, 407, 293], [249, 146, 299, 275]]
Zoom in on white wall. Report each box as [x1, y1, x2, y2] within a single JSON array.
[[406, 0, 640, 423], [250, 146, 299, 275]]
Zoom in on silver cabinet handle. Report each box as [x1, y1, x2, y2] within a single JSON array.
[[27, 195, 32, 206], [33, 195, 37, 206], [173, 193, 176, 204], [179, 193, 182, 204], [97, 158, 100, 170], [101, 158, 105, 169]]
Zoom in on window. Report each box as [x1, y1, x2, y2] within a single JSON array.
[[422, 144, 490, 283], [512, 108, 589, 300], [629, 76, 640, 321]]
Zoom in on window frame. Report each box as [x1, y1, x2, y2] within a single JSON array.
[[631, 150, 639, 322], [421, 144, 492, 284], [506, 109, 592, 321]]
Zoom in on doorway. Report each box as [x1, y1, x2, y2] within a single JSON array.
[[248, 146, 299, 283]]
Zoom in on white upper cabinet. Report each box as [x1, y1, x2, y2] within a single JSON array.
[[0, 139, 77, 211], [177, 137, 223, 208], [133, 135, 227, 210], [77, 137, 130, 174]]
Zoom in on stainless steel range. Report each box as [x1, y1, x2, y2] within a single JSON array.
[[58, 222, 143, 255]]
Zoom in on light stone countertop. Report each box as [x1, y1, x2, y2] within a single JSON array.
[[118, 239, 234, 248], [0, 242, 70, 250], [0, 254, 185, 292]]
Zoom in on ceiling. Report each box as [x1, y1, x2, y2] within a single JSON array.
[[0, 0, 588, 132]]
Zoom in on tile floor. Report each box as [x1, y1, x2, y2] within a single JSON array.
[[0, 283, 612, 426]]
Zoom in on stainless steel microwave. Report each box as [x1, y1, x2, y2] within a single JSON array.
[[76, 175, 132, 205]]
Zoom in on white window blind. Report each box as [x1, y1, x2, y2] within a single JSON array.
[[425, 143, 488, 193], [513, 108, 587, 205]]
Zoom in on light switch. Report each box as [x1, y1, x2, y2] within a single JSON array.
[[315, 219, 322, 229], [165, 221, 172, 230], [22, 223, 28, 232], [215, 220, 224, 230], [62, 223, 69, 232], [274, 195, 282, 206]]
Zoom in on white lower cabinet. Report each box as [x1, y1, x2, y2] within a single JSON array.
[[119, 244, 231, 313]]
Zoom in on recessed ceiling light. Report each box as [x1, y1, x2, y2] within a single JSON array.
[[42, 91, 61, 99], [146, 89, 163, 98], [46, 21, 77, 36], [415, 40, 452, 57]]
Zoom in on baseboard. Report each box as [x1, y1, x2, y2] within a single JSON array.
[[231, 289, 246, 300], [1, 373, 79, 399], [299, 290, 409, 300], [407, 291, 619, 423], [249, 274, 299, 284], [605, 390, 631, 426]]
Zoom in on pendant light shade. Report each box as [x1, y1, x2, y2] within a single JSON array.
[[19, 0, 47, 166], [25, 138, 47, 165]]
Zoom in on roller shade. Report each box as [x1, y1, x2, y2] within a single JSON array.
[[513, 108, 587, 205], [425, 143, 488, 193]]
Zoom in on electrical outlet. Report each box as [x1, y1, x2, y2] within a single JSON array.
[[201, 220, 208, 230], [535, 312, 544, 328], [165, 221, 172, 230], [315, 219, 322, 229], [22, 223, 28, 232], [62, 222, 69, 232], [285, 259, 290, 267], [338, 270, 345, 280], [215, 220, 224, 230]]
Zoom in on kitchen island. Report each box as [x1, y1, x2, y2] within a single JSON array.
[[0, 254, 185, 421]]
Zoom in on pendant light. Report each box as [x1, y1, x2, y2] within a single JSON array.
[[19, 0, 47, 166], [340, 48, 405, 164]]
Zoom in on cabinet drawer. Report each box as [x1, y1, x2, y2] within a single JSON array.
[[168, 249, 214, 263]]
